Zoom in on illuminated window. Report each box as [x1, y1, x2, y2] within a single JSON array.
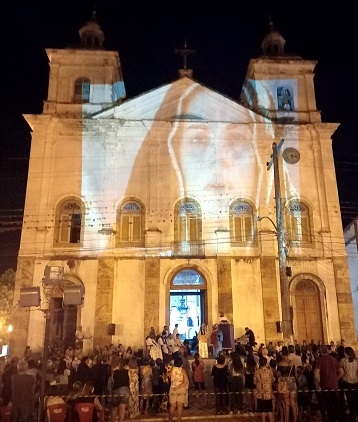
[[230, 200, 255, 244], [286, 201, 312, 244], [172, 270, 204, 286], [175, 199, 202, 242], [174, 199, 203, 255], [55, 200, 83, 245], [73, 77, 90, 103], [117, 201, 144, 246], [277, 87, 294, 111]]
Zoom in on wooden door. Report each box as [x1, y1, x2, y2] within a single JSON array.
[[295, 280, 323, 343]]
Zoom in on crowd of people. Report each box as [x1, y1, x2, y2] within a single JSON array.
[[1, 326, 358, 422]]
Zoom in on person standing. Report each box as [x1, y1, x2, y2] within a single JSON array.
[[139, 357, 153, 415], [197, 323, 209, 359], [172, 334, 185, 360], [314, 344, 345, 422], [339, 346, 358, 422], [148, 327, 156, 339], [228, 352, 245, 414], [254, 356, 274, 422], [1, 356, 19, 406], [159, 331, 171, 363], [110, 355, 130, 422], [146, 335, 163, 361], [10, 360, 36, 422], [91, 355, 110, 405], [277, 347, 298, 422], [126, 357, 140, 419], [288, 344, 302, 368], [75, 325, 85, 350], [82, 326, 93, 356], [178, 347, 191, 408], [162, 325, 169, 338], [244, 327, 256, 347], [172, 324, 179, 339], [168, 357, 189, 422], [166, 334, 175, 357], [211, 354, 230, 415], [191, 353, 205, 395], [244, 346, 258, 413], [210, 325, 223, 359]]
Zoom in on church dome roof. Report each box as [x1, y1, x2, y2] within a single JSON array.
[[78, 10, 105, 49], [260, 19, 286, 56]]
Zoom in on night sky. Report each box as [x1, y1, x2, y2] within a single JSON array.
[[0, 1, 357, 273]]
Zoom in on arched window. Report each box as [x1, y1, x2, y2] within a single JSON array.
[[174, 199, 203, 255], [55, 199, 83, 245], [277, 86, 294, 111], [117, 201, 144, 246], [286, 201, 312, 244], [230, 200, 255, 244], [73, 77, 90, 103]]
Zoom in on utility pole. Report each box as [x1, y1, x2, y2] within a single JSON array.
[[38, 306, 52, 422], [267, 140, 292, 339]]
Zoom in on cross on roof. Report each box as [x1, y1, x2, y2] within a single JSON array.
[[175, 39, 196, 69]]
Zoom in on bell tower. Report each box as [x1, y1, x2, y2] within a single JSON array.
[[240, 19, 321, 123], [43, 10, 126, 117]]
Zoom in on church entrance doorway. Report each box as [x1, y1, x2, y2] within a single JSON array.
[[169, 269, 207, 342], [295, 279, 323, 343], [50, 297, 77, 347]]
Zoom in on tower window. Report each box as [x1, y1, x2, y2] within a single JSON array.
[[277, 87, 294, 111], [73, 77, 90, 103]]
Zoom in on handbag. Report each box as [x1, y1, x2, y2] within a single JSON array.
[[278, 377, 288, 394], [278, 363, 293, 394]]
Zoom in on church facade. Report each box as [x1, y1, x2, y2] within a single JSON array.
[[12, 15, 356, 355]]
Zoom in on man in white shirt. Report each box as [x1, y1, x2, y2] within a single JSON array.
[[166, 333, 175, 356]]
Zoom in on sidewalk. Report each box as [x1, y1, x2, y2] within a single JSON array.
[[128, 390, 323, 422]]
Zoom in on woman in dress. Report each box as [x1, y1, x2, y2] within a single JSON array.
[[191, 353, 206, 395], [168, 357, 189, 422], [126, 357, 140, 419], [210, 325, 223, 359], [139, 357, 153, 414], [146, 335, 163, 361], [197, 323, 209, 359]]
